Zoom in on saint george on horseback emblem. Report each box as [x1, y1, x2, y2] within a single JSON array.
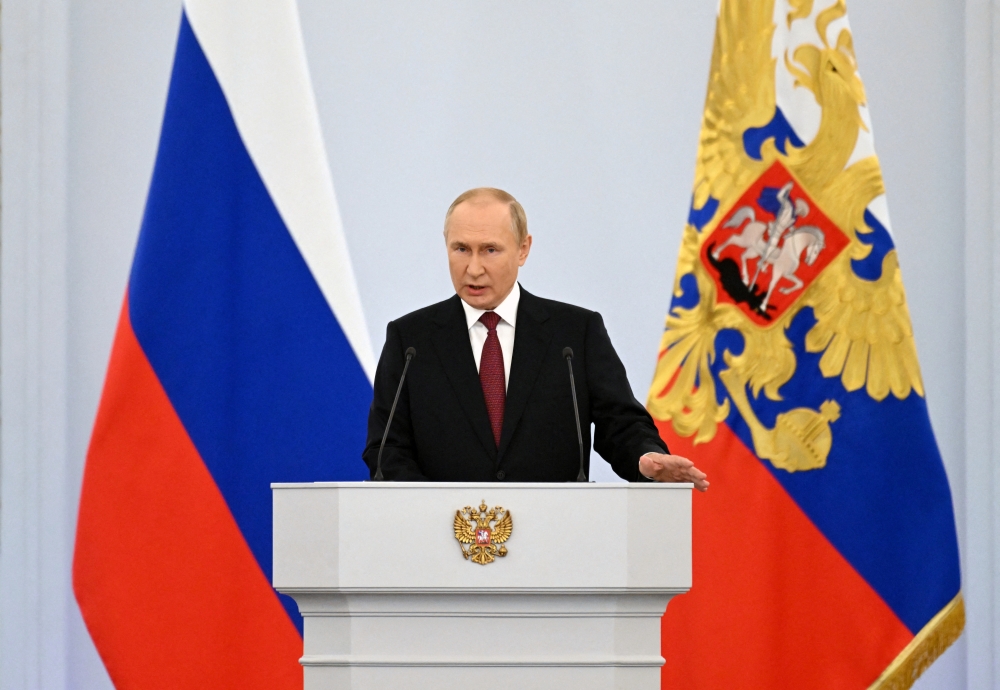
[[701, 161, 850, 325]]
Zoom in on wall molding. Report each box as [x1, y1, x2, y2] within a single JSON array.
[[0, 0, 71, 688]]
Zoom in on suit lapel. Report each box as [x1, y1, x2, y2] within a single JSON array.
[[498, 288, 553, 458], [431, 296, 498, 460]]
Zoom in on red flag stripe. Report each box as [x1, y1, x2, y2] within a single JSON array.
[[73, 298, 302, 689], [659, 420, 913, 689]]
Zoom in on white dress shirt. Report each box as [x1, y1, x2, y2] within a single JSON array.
[[460, 282, 519, 390]]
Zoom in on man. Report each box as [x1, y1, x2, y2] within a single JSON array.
[[363, 188, 708, 488]]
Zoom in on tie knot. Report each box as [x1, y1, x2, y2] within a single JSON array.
[[479, 311, 501, 332]]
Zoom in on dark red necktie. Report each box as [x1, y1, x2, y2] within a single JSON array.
[[479, 311, 506, 446]]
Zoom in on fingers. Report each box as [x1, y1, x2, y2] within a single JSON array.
[[671, 455, 708, 491], [683, 466, 709, 491], [640, 453, 710, 490]]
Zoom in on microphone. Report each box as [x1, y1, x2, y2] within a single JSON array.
[[373, 346, 416, 481], [562, 347, 587, 482]]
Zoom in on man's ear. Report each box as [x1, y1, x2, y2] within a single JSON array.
[[518, 235, 533, 266]]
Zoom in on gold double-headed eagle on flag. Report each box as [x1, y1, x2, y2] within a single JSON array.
[[648, 0, 922, 472]]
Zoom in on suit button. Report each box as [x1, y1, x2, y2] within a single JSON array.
[[496, 470, 506, 480]]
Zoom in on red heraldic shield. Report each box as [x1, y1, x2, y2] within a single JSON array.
[[701, 162, 851, 326]]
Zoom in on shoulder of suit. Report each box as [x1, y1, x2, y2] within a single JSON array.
[[519, 288, 597, 323], [389, 294, 462, 329]]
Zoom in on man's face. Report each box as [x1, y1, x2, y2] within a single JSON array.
[[446, 199, 532, 311]]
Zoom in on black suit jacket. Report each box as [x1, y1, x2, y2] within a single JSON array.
[[363, 287, 668, 482]]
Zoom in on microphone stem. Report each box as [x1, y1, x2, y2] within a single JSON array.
[[374, 351, 413, 481], [565, 356, 587, 482]]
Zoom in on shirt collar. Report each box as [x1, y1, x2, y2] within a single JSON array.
[[461, 281, 521, 331]]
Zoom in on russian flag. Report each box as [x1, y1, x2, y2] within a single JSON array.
[[72, 1, 374, 686]]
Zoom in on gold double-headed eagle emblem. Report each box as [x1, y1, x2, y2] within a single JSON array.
[[453, 501, 512, 565]]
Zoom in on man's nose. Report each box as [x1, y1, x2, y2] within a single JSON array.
[[467, 254, 485, 276]]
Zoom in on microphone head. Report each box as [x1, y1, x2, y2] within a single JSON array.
[[405, 346, 417, 359], [562, 347, 574, 360]]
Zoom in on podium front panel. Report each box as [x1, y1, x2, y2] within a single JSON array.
[[272, 481, 692, 690]]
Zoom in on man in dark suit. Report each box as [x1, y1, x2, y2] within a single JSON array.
[[363, 188, 708, 488]]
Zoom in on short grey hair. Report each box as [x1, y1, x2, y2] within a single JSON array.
[[443, 187, 528, 244]]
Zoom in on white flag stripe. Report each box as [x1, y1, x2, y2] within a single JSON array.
[[183, 0, 376, 381]]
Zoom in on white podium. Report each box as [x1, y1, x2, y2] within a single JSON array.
[[272, 482, 691, 690]]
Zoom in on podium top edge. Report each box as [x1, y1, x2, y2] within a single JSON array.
[[270, 481, 694, 490]]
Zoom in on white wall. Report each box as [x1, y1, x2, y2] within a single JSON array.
[[0, 0, 986, 688]]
